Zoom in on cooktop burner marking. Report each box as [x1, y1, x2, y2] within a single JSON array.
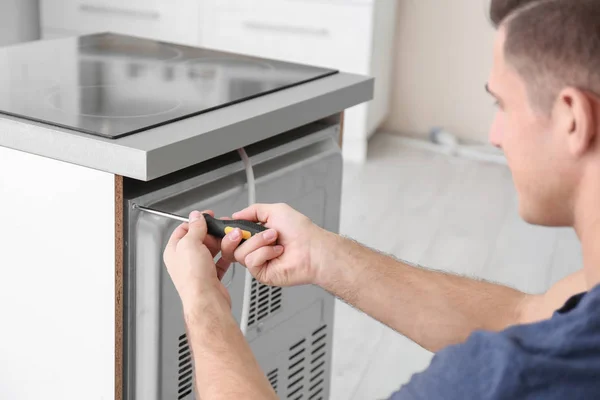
[[45, 85, 183, 119], [79, 35, 184, 62]]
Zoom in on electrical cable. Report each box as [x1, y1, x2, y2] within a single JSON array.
[[236, 147, 256, 336]]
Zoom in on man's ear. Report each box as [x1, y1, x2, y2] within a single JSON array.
[[554, 87, 595, 157]]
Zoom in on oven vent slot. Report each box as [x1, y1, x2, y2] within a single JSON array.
[[287, 337, 307, 399], [178, 333, 194, 399], [267, 368, 279, 393], [308, 325, 328, 400], [248, 278, 283, 327]]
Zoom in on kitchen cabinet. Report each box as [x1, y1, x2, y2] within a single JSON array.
[[0, 0, 40, 46], [41, 0, 202, 46], [0, 122, 346, 400], [0, 121, 345, 400], [39, 0, 397, 163], [0, 148, 119, 400]]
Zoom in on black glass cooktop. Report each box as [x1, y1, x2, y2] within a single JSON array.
[[0, 33, 338, 139]]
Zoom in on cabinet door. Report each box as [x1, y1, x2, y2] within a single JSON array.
[[0, 147, 117, 400], [41, 0, 201, 45], [200, 0, 372, 73]]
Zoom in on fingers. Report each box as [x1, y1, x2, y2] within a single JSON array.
[[232, 203, 272, 224], [220, 227, 244, 262], [233, 228, 279, 264], [204, 235, 222, 257], [166, 222, 189, 250], [186, 210, 208, 241], [215, 257, 231, 281], [245, 245, 284, 269], [167, 210, 217, 250], [220, 225, 279, 265]]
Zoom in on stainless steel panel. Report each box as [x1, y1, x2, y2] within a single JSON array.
[[125, 123, 342, 399]]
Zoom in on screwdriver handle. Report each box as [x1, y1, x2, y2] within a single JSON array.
[[133, 204, 267, 243], [203, 213, 267, 242]]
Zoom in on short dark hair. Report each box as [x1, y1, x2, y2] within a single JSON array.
[[489, 0, 538, 27], [490, 0, 600, 113]]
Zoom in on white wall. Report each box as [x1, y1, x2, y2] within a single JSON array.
[[0, 0, 40, 47], [382, 0, 496, 143]]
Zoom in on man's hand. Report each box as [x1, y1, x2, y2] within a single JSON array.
[[165, 211, 279, 400], [220, 203, 329, 286], [163, 210, 232, 311]]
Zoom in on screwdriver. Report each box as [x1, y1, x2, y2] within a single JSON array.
[[133, 204, 267, 242]]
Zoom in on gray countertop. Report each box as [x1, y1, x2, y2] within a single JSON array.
[[0, 72, 373, 181]]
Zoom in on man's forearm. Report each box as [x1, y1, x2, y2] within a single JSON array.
[[314, 231, 529, 352], [184, 295, 277, 400]]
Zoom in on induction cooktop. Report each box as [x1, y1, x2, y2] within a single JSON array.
[[0, 33, 338, 139]]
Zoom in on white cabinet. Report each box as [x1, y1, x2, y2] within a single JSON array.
[[0, 0, 40, 46], [0, 146, 118, 399], [40, 0, 202, 46], [201, 0, 372, 72], [39, 0, 396, 162]]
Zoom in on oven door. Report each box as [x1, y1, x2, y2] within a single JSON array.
[[124, 122, 342, 400]]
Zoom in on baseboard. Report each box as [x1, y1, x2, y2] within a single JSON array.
[[377, 132, 507, 166]]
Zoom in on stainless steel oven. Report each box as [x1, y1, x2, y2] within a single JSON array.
[[123, 121, 343, 400]]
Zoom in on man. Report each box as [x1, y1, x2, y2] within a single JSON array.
[[163, 0, 600, 398]]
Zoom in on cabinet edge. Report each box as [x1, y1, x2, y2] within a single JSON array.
[[115, 175, 124, 400], [339, 111, 345, 148]]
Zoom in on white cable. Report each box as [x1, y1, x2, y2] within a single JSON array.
[[429, 127, 507, 165], [237, 147, 256, 336]]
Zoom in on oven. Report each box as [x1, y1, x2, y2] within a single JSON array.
[[123, 121, 342, 400]]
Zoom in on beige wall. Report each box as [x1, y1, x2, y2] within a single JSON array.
[[382, 0, 496, 143]]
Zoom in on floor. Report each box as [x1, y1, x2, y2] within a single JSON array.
[[329, 133, 583, 400]]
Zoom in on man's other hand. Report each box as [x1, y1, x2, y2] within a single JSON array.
[[163, 210, 232, 311], [220, 203, 329, 287]]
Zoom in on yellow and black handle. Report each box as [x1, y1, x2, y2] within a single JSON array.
[[203, 213, 267, 242]]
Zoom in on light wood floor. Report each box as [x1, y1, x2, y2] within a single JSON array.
[[330, 133, 583, 400]]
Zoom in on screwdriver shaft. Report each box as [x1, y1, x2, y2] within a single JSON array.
[[133, 204, 189, 223]]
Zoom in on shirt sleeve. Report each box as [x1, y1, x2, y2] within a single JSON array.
[[387, 331, 523, 400]]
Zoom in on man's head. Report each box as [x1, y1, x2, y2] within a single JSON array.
[[488, 0, 600, 227]]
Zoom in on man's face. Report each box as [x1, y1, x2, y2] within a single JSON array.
[[487, 28, 576, 226]]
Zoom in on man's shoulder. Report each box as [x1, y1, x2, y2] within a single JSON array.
[[388, 286, 600, 400]]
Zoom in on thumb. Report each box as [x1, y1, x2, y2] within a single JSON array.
[[187, 211, 208, 241]]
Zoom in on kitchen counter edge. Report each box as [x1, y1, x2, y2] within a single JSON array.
[[0, 72, 373, 181]]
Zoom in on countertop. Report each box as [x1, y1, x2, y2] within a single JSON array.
[[0, 72, 373, 181]]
